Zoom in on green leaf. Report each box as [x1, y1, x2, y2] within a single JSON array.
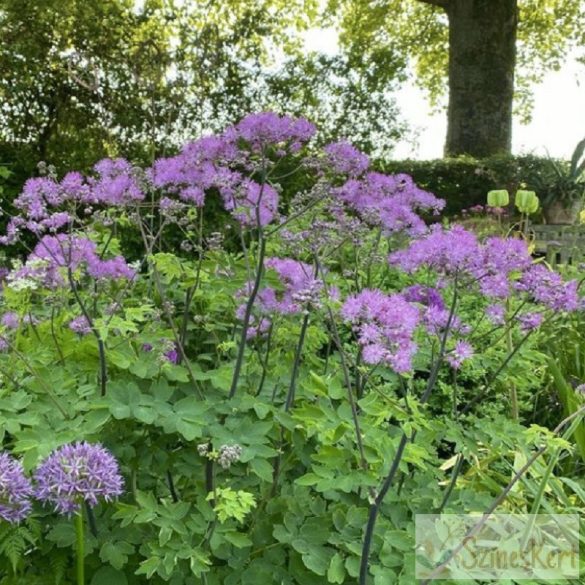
[[327, 553, 346, 583], [100, 541, 133, 570], [91, 566, 128, 585], [302, 546, 334, 576], [223, 531, 253, 548], [136, 556, 161, 578], [46, 523, 77, 547], [250, 458, 273, 482]]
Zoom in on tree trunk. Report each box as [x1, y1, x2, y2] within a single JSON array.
[[445, 0, 518, 157]]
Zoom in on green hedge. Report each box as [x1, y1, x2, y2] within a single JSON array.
[[376, 154, 551, 216]]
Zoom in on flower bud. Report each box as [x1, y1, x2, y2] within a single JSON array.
[[515, 190, 539, 214], [487, 189, 509, 208]]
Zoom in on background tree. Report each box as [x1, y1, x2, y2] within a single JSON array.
[[0, 0, 408, 176], [329, 0, 585, 157], [0, 0, 320, 170]]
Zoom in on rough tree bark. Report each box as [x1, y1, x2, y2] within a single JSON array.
[[419, 0, 518, 158]]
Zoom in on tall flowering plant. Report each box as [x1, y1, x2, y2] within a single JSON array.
[[0, 112, 583, 584]]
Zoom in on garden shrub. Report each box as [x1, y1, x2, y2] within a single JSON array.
[[377, 155, 556, 217], [0, 113, 583, 585]]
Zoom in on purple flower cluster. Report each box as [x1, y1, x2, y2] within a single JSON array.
[[389, 225, 582, 313], [10, 234, 135, 288], [0, 453, 33, 523], [323, 141, 370, 177], [1, 442, 122, 523], [1, 312, 19, 329], [223, 180, 280, 227], [516, 264, 582, 312], [334, 172, 445, 235], [90, 158, 144, 205], [446, 340, 474, 369], [231, 111, 316, 153], [151, 112, 315, 228], [236, 258, 323, 338], [69, 316, 92, 336], [0, 159, 144, 245], [341, 289, 420, 373], [34, 442, 123, 515]]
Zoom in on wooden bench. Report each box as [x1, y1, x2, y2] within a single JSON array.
[[530, 224, 585, 266]]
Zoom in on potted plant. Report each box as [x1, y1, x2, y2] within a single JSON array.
[[535, 137, 585, 224]]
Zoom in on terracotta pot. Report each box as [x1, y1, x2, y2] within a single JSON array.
[[543, 199, 582, 225]]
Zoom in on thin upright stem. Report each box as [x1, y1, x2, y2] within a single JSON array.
[[75, 507, 85, 585], [359, 275, 460, 585], [284, 313, 310, 412]]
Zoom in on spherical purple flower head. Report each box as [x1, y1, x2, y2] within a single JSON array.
[[0, 452, 33, 523], [446, 340, 474, 369], [230, 112, 316, 154], [515, 264, 581, 312], [88, 158, 144, 205], [335, 172, 445, 236], [221, 179, 279, 227], [341, 289, 420, 373], [68, 315, 92, 336], [323, 141, 370, 177], [34, 442, 123, 515], [0, 177, 75, 245], [1, 312, 19, 329]]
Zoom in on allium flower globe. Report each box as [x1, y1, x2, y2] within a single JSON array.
[[0, 452, 33, 523], [34, 442, 123, 515]]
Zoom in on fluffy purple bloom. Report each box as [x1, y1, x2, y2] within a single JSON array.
[[246, 316, 272, 340], [223, 179, 279, 227], [23, 234, 135, 287], [402, 285, 445, 310], [1, 312, 19, 329], [389, 225, 479, 274], [68, 316, 92, 336], [0, 452, 33, 523], [446, 340, 474, 369], [263, 258, 321, 313], [13, 177, 62, 220], [486, 304, 506, 325], [89, 158, 144, 205], [232, 112, 316, 152], [335, 172, 445, 235], [516, 264, 581, 312], [324, 141, 370, 177], [34, 442, 123, 515], [517, 312, 544, 332], [389, 227, 540, 303], [164, 348, 179, 364], [341, 289, 420, 373]]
